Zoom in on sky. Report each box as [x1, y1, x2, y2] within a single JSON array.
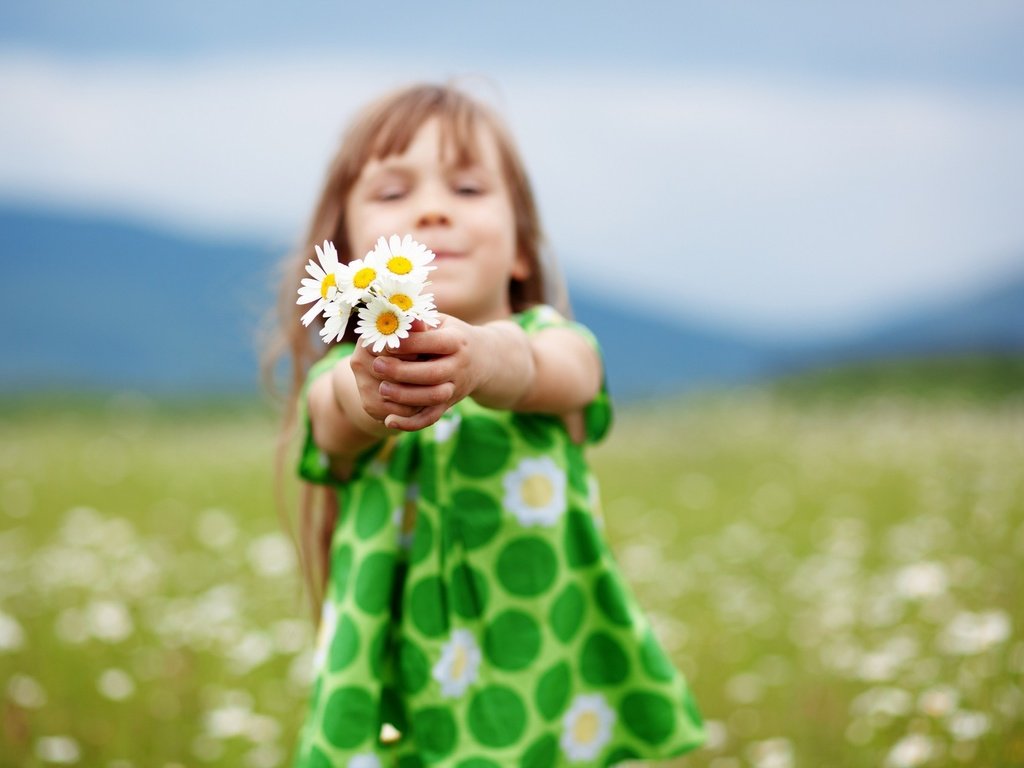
[[2, 1, 1023, 340]]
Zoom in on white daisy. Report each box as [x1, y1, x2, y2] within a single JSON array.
[[348, 754, 382, 768], [335, 257, 381, 306], [355, 296, 414, 353], [502, 456, 567, 527], [296, 240, 341, 326], [561, 694, 615, 762], [432, 628, 481, 698], [367, 234, 435, 284], [375, 276, 440, 327], [311, 599, 338, 674], [318, 298, 353, 344]]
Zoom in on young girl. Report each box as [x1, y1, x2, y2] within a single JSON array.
[[273, 84, 705, 767]]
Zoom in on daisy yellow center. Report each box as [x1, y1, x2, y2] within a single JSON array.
[[376, 311, 400, 335], [521, 473, 554, 508], [319, 272, 336, 299], [354, 267, 377, 289], [390, 293, 413, 311], [387, 255, 413, 275], [451, 645, 468, 679], [572, 711, 600, 745]]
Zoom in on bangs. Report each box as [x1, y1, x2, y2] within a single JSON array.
[[359, 86, 484, 170]]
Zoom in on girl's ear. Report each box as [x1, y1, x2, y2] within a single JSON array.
[[511, 249, 532, 281]]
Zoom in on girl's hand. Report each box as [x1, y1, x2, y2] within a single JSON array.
[[349, 339, 425, 428], [370, 314, 488, 432], [363, 312, 600, 434]]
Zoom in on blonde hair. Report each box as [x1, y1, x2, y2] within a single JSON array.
[[264, 83, 565, 620]]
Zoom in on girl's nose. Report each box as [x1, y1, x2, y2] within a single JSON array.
[[417, 210, 450, 227]]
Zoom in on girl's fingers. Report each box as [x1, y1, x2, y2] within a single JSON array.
[[351, 346, 385, 380], [380, 380, 455, 408], [384, 403, 448, 432], [366, 401, 421, 421], [381, 327, 460, 357], [373, 355, 457, 385]]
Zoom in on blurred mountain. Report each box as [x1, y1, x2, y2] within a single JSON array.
[[774, 269, 1024, 377], [569, 293, 779, 399], [1, 205, 1021, 400], [0, 205, 279, 394]]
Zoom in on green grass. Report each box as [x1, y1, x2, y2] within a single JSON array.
[[769, 354, 1024, 405], [2, 361, 1023, 766]]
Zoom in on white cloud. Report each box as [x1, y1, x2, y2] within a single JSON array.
[[0, 51, 398, 236], [519, 76, 1024, 332], [2, 50, 1023, 337]]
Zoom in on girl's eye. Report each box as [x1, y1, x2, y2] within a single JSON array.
[[375, 187, 406, 201], [455, 184, 483, 196]]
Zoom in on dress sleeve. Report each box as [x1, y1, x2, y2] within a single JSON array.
[[296, 343, 356, 486], [516, 304, 613, 444]]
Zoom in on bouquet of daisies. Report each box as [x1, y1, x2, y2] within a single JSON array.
[[297, 234, 440, 352]]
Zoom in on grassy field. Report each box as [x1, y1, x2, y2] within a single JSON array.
[[1, 361, 1023, 767]]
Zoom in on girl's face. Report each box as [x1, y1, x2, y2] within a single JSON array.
[[345, 117, 530, 325]]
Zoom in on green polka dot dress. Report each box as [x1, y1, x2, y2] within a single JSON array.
[[292, 305, 705, 767]]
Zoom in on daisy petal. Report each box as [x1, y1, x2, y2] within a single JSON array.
[[301, 300, 324, 327]]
